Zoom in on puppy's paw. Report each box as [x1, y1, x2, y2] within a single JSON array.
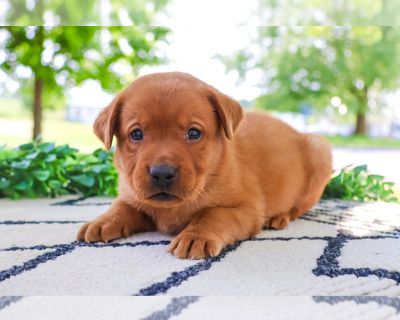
[[268, 214, 290, 230], [169, 232, 224, 259], [77, 216, 132, 243]]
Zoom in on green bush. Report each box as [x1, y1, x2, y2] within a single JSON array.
[[323, 165, 398, 202], [0, 142, 117, 199], [0, 143, 398, 202], [68, 149, 118, 197]]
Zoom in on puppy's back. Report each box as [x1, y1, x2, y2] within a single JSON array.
[[233, 111, 331, 217]]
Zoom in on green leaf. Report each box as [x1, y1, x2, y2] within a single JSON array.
[[71, 174, 95, 187], [94, 149, 109, 161], [92, 164, 107, 173], [18, 143, 34, 151], [0, 178, 10, 189], [38, 143, 55, 153], [368, 174, 384, 181], [11, 160, 30, 169], [353, 165, 368, 173], [383, 182, 395, 187], [25, 151, 40, 160], [33, 170, 50, 181], [45, 154, 57, 162], [14, 179, 33, 190], [48, 180, 62, 189]]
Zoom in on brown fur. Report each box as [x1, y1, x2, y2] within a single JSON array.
[[77, 72, 332, 259]]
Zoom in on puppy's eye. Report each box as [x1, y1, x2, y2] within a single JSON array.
[[130, 129, 144, 141], [187, 128, 202, 140]]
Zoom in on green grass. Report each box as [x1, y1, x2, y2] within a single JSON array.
[[1, 98, 399, 151], [327, 135, 400, 149], [0, 118, 102, 153], [0, 99, 101, 152], [2, 122, 400, 152], [0, 98, 27, 119]]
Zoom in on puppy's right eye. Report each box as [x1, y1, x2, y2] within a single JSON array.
[[130, 129, 144, 141], [187, 128, 202, 140]]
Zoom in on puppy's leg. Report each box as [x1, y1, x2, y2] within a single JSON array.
[[169, 205, 263, 259], [267, 213, 291, 230], [266, 136, 332, 230], [77, 198, 155, 242], [292, 134, 333, 219]]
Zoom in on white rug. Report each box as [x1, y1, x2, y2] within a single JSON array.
[[1, 196, 400, 318], [1, 296, 400, 320]]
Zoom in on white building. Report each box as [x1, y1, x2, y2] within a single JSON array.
[[66, 81, 113, 124]]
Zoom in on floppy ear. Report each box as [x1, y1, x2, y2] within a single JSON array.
[[93, 95, 123, 151], [206, 87, 244, 139]]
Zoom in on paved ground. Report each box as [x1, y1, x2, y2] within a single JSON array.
[[333, 148, 400, 185]]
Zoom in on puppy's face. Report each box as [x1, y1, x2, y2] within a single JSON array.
[[94, 72, 243, 208]]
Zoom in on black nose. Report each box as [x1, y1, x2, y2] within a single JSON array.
[[150, 165, 177, 189]]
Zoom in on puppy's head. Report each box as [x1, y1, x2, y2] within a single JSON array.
[[94, 72, 243, 208]]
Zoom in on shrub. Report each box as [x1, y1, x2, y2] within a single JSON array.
[[0, 142, 117, 199], [0, 142, 398, 202], [67, 149, 118, 197], [322, 165, 398, 202]]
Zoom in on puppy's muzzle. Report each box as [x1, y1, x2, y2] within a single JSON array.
[[150, 165, 177, 189]]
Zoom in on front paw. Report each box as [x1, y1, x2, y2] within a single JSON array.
[[168, 232, 224, 259], [77, 215, 131, 243]]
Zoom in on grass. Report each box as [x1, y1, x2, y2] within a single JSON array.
[[0, 98, 25, 119], [0, 118, 101, 152], [2, 122, 400, 152], [1, 98, 400, 151], [327, 135, 400, 149], [0, 99, 101, 152]]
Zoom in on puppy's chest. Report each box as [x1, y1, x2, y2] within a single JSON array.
[[145, 208, 195, 235]]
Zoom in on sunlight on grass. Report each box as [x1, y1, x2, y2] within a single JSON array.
[[327, 135, 400, 149], [44, 119, 102, 152], [0, 98, 102, 152], [0, 116, 102, 153], [1, 98, 399, 153]]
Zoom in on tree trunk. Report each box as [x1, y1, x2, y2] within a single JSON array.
[[352, 85, 368, 136], [354, 111, 367, 135], [33, 77, 43, 140]]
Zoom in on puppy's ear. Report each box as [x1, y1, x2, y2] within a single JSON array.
[[93, 95, 123, 150], [206, 87, 244, 139]]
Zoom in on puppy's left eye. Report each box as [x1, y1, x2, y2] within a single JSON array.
[[130, 129, 144, 141], [187, 128, 202, 140]]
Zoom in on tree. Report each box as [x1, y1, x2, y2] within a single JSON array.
[[1, 0, 168, 25], [0, 0, 169, 140], [253, 0, 400, 27], [222, 2, 400, 135]]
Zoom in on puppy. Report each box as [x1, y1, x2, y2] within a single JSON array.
[[77, 72, 332, 259]]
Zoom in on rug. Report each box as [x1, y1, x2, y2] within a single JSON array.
[[1, 296, 400, 319], [1, 196, 400, 318]]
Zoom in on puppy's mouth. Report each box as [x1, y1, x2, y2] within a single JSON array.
[[149, 192, 179, 202]]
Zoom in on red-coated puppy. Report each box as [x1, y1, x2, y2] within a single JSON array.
[[77, 72, 332, 259]]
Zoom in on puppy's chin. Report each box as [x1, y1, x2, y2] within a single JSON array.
[[144, 192, 183, 208], [129, 187, 183, 209], [130, 176, 207, 209], [132, 186, 204, 209]]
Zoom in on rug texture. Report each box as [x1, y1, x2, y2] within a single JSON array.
[[1, 196, 400, 317], [1, 296, 400, 320], [0, 196, 400, 296]]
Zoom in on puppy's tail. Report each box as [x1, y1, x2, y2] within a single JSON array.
[[293, 134, 333, 218]]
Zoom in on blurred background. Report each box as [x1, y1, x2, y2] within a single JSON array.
[[0, 0, 399, 189]]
